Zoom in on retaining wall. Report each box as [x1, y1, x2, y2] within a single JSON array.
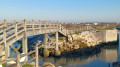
[[94, 30, 118, 42]]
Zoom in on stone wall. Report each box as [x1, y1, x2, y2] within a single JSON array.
[[94, 30, 118, 42], [94, 30, 106, 42]]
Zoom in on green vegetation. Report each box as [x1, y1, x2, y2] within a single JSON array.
[[2, 63, 7, 67], [22, 63, 33, 67], [75, 31, 81, 34], [58, 37, 65, 40]]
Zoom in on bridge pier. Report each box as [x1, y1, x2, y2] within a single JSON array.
[[44, 34, 48, 49], [3, 27, 9, 60], [43, 34, 49, 57], [55, 32, 58, 51], [22, 35, 28, 61], [55, 32, 61, 56], [5, 45, 10, 59]]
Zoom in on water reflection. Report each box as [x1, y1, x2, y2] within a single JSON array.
[[110, 31, 120, 67], [98, 46, 118, 62], [41, 45, 118, 67], [118, 31, 120, 62]]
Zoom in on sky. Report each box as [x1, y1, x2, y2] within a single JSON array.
[[0, 0, 120, 23]]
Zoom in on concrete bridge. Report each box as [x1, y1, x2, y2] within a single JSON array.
[[0, 19, 68, 61]]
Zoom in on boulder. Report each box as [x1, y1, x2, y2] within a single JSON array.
[[59, 47, 64, 52], [54, 50, 61, 56], [43, 48, 49, 57], [42, 62, 55, 67]]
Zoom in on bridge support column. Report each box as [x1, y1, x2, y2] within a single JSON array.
[[3, 28, 9, 60], [22, 35, 28, 61], [55, 32, 58, 51], [55, 32, 61, 56], [44, 34, 48, 48], [5, 45, 10, 59], [43, 34, 49, 57]]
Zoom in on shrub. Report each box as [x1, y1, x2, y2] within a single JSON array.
[[22, 63, 33, 67], [2, 63, 7, 67], [58, 37, 64, 40], [75, 31, 80, 34]]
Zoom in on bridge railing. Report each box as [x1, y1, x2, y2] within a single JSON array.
[[58, 23, 68, 36], [0, 20, 25, 45], [25, 20, 64, 36], [25, 20, 58, 30], [0, 43, 39, 67], [0, 20, 68, 45]]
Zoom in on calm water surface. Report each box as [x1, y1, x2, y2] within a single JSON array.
[[39, 45, 118, 67]]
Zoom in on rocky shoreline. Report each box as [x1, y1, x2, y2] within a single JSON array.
[[59, 41, 118, 58], [38, 42, 117, 58], [60, 45, 101, 57], [40, 42, 117, 58]]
